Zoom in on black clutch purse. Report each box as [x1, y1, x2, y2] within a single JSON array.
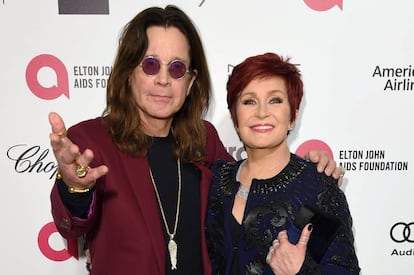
[[288, 205, 342, 263]]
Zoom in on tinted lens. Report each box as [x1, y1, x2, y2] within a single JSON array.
[[141, 57, 160, 75], [168, 60, 188, 79]]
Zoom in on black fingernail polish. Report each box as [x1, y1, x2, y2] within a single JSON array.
[[307, 223, 313, 232]]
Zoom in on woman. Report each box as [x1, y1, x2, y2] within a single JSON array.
[[206, 53, 360, 274], [49, 6, 342, 275]]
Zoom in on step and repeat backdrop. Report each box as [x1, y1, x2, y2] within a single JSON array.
[[1, 0, 413, 274]]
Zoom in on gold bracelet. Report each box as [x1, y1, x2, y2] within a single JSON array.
[[68, 186, 90, 194]]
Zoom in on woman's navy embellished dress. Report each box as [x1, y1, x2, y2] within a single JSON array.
[[206, 154, 360, 275]]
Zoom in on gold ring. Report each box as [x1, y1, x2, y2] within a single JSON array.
[[58, 130, 67, 138], [75, 163, 89, 178], [340, 166, 346, 177], [56, 167, 62, 180]]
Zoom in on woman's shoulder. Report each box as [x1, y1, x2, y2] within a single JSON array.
[[212, 159, 240, 174], [290, 153, 338, 187], [210, 159, 243, 195]]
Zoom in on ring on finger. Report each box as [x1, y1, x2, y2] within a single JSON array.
[[75, 162, 90, 178], [340, 166, 346, 177], [57, 130, 67, 138]]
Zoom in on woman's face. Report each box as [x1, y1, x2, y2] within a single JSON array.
[[236, 76, 296, 152], [129, 26, 196, 133]]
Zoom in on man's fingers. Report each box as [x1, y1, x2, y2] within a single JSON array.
[[91, 165, 109, 178], [75, 165, 108, 186], [333, 165, 345, 182], [306, 150, 328, 173], [49, 112, 70, 152], [297, 223, 313, 247], [58, 163, 108, 188], [323, 159, 337, 176], [57, 143, 80, 165], [75, 148, 94, 167], [49, 112, 67, 135], [315, 153, 330, 173]]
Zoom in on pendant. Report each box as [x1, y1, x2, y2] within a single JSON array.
[[168, 238, 177, 270]]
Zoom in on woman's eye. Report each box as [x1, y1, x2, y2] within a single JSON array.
[[242, 99, 256, 105], [269, 97, 282, 104]]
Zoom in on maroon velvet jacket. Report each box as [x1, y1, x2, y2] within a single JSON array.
[[50, 117, 232, 275]]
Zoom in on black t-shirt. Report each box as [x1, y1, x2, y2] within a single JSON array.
[[147, 132, 203, 275]]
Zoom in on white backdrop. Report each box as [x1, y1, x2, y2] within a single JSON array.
[[1, 0, 414, 274]]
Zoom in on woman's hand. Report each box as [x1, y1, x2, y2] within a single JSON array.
[[266, 224, 313, 275], [49, 112, 108, 191]]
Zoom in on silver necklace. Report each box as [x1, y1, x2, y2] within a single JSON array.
[[149, 158, 182, 270], [237, 185, 250, 200], [236, 160, 250, 200]]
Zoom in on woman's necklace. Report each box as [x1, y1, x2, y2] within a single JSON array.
[[236, 160, 250, 200], [237, 185, 250, 200], [149, 158, 182, 270]]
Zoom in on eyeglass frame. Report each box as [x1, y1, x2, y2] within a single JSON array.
[[138, 55, 192, 80]]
